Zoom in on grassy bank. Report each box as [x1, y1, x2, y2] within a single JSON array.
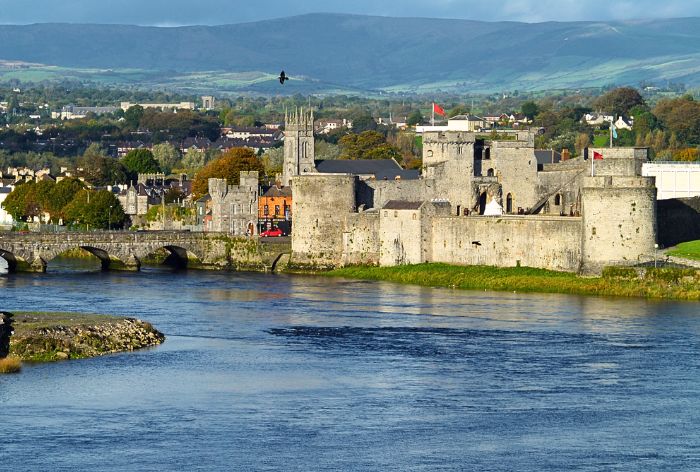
[[667, 240, 700, 261], [327, 264, 700, 300], [8, 311, 165, 362]]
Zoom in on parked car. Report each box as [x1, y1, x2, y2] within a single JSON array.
[[260, 227, 284, 237]]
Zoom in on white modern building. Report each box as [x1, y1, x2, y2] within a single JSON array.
[[642, 161, 700, 199]]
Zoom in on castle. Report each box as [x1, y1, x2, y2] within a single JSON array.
[[285, 109, 658, 274]]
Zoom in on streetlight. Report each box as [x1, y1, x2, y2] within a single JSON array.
[[108, 205, 113, 231], [654, 243, 659, 268]]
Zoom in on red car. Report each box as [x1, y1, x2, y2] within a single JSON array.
[[260, 227, 284, 237]]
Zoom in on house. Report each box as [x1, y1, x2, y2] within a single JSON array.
[[614, 116, 634, 131], [314, 118, 352, 134], [259, 185, 292, 231]]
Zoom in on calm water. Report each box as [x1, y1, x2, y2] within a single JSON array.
[[1, 258, 699, 471]]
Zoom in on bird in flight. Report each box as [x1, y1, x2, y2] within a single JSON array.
[[278, 71, 289, 85]]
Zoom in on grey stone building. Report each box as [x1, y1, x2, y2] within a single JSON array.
[[208, 172, 259, 235]]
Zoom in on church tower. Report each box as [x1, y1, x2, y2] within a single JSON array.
[[282, 107, 315, 187]]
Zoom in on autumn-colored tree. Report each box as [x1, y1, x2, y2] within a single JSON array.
[[654, 96, 700, 145], [574, 133, 591, 156], [192, 147, 264, 199], [673, 148, 699, 162]]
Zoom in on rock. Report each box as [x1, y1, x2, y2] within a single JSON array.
[[55, 352, 69, 360]]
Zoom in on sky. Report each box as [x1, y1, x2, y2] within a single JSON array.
[[0, 0, 698, 25]]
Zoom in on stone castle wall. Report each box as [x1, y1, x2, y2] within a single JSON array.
[[291, 174, 357, 268], [343, 211, 380, 265], [431, 215, 583, 272], [581, 176, 657, 272]]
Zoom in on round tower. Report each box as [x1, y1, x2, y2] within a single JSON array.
[[581, 175, 657, 273]]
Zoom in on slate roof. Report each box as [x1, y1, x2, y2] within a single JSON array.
[[314, 159, 420, 180], [262, 185, 292, 198], [534, 150, 562, 166], [383, 200, 424, 210]]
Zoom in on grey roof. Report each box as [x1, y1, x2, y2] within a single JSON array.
[[0, 187, 11, 194], [534, 150, 562, 166], [383, 200, 423, 210], [262, 185, 292, 198], [314, 159, 420, 180]]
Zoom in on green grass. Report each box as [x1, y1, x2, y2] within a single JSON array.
[[667, 240, 700, 261], [327, 263, 700, 300]]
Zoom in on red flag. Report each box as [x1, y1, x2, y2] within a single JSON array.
[[593, 151, 604, 160], [433, 103, 446, 116]]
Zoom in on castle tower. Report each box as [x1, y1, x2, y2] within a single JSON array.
[[282, 107, 316, 187], [580, 175, 657, 273]]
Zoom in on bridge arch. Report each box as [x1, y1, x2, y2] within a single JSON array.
[[0, 249, 19, 273]]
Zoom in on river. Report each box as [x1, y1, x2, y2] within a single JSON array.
[[1, 257, 699, 471]]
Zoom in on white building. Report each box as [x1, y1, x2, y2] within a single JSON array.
[[416, 114, 487, 133], [0, 187, 14, 227], [642, 162, 700, 199]]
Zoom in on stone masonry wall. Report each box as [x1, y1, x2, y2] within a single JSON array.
[[431, 215, 583, 272], [291, 174, 357, 268], [581, 176, 657, 273], [343, 211, 380, 265]]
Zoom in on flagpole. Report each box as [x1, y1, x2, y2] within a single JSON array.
[[610, 116, 613, 148], [431, 103, 435, 127]]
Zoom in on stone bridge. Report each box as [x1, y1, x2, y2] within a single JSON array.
[[0, 231, 291, 273]]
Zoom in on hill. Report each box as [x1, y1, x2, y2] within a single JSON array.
[[1, 14, 700, 93]]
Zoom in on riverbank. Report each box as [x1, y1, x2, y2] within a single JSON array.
[[327, 264, 700, 300], [7, 312, 165, 362]]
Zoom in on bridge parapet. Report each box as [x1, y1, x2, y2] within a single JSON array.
[[0, 231, 291, 273]]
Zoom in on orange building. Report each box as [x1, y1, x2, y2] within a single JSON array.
[[258, 185, 292, 231]]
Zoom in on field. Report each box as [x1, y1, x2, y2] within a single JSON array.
[[667, 240, 700, 261], [327, 263, 700, 300]]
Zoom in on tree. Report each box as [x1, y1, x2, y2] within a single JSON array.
[[594, 87, 645, 117], [521, 101, 539, 120], [406, 110, 423, 126], [152, 143, 181, 174], [339, 131, 386, 160], [2, 182, 33, 221], [76, 144, 129, 186], [448, 104, 471, 117], [261, 147, 285, 176], [574, 133, 591, 156], [181, 149, 207, 171], [124, 105, 144, 129], [122, 149, 161, 177], [63, 189, 125, 230], [192, 147, 264, 199], [48, 178, 85, 221], [654, 96, 700, 145]]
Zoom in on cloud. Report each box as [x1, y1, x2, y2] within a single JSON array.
[[0, 0, 698, 25]]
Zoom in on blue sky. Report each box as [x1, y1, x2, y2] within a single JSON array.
[[0, 0, 697, 25]]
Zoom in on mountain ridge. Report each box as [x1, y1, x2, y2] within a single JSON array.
[[1, 13, 699, 93]]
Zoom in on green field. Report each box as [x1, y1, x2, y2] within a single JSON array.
[[667, 240, 700, 261], [327, 263, 700, 300]]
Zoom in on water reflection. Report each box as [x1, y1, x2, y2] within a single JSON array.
[[0, 264, 699, 470]]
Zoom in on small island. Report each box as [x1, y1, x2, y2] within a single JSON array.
[[0, 311, 165, 368]]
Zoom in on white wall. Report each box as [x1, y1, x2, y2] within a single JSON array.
[[642, 162, 700, 199]]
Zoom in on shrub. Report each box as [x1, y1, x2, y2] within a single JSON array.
[[0, 356, 21, 374]]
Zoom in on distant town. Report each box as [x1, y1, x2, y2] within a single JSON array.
[[0, 83, 698, 274]]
